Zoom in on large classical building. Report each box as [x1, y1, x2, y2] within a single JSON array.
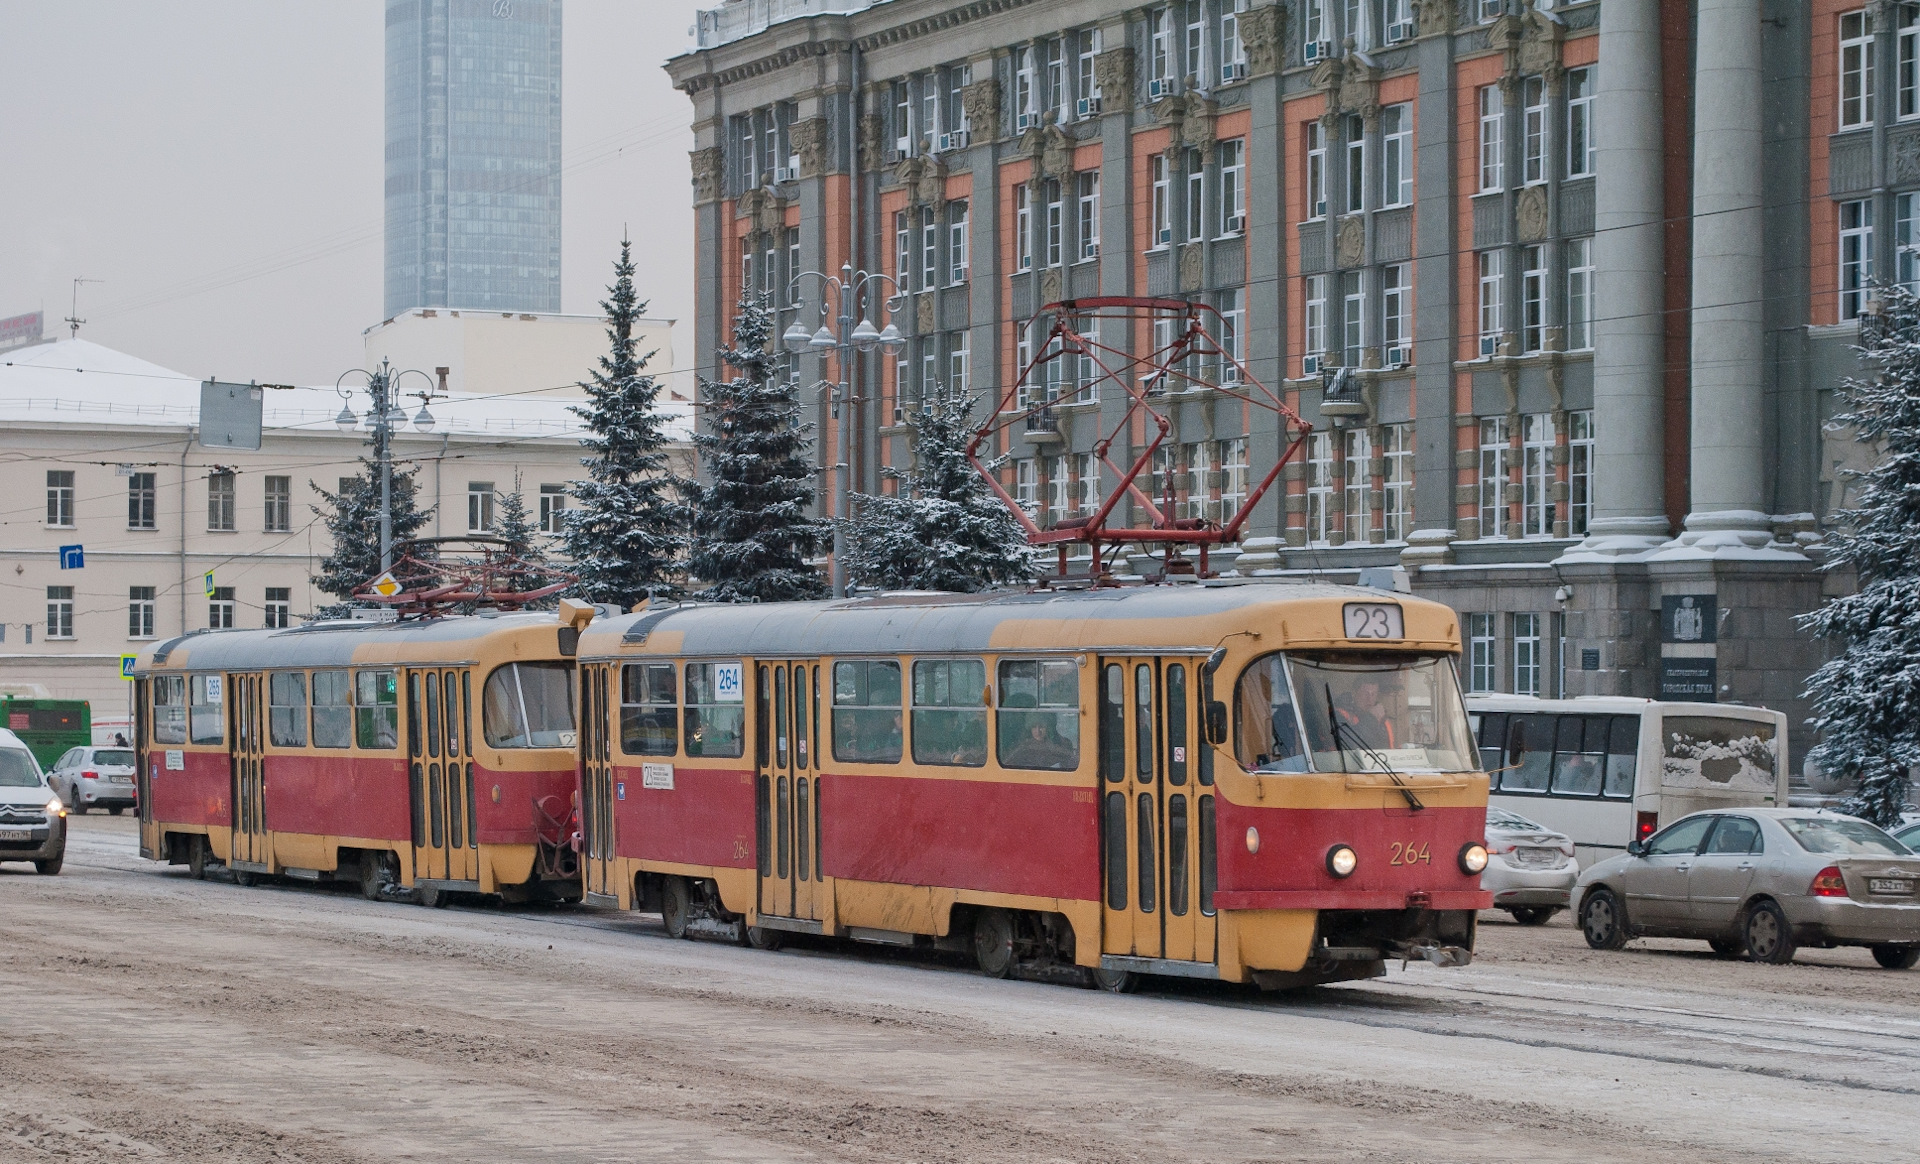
[[667, 0, 1891, 766], [384, 0, 565, 317]]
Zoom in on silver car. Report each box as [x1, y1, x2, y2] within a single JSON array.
[[1483, 805, 1578, 925], [48, 745, 138, 815], [1575, 808, 1920, 968], [0, 728, 66, 874], [1895, 819, 1920, 852]]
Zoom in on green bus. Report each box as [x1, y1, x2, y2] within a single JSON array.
[[1, 698, 90, 771]]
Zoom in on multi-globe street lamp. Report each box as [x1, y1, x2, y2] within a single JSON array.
[[334, 359, 442, 574]]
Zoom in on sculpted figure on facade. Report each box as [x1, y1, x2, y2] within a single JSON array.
[[961, 76, 1001, 140], [1239, 5, 1284, 76], [793, 117, 831, 179], [690, 146, 724, 205], [1516, 184, 1550, 243], [1092, 46, 1134, 104]]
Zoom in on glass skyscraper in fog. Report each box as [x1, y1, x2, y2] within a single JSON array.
[[384, 0, 562, 318]]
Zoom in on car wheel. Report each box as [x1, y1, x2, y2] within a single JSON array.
[[972, 908, 1017, 978], [1088, 966, 1138, 993], [35, 852, 63, 875], [1580, 888, 1630, 950], [1708, 938, 1743, 959], [109, 807, 124, 816], [660, 877, 693, 940], [1743, 900, 1797, 964], [69, 799, 86, 816], [1509, 906, 1556, 926], [1871, 944, 1920, 970]]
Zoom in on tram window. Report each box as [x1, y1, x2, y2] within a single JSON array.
[[1605, 716, 1639, 798], [775, 666, 789, 769], [482, 662, 577, 749], [1166, 664, 1189, 786], [1104, 790, 1128, 910], [1168, 793, 1189, 916], [795, 777, 811, 880], [425, 673, 442, 758], [1279, 653, 1478, 774], [794, 664, 810, 769], [756, 666, 771, 768], [833, 660, 903, 763], [685, 661, 746, 758], [1198, 794, 1217, 916], [1551, 716, 1609, 796], [311, 670, 352, 748], [189, 675, 225, 745], [406, 673, 422, 757], [153, 674, 186, 745], [1233, 657, 1307, 773], [620, 663, 678, 756], [268, 672, 307, 747], [444, 671, 461, 758], [911, 659, 987, 767], [353, 670, 399, 750], [997, 659, 1080, 771], [1136, 792, 1157, 912], [1476, 712, 1509, 774], [1099, 664, 1125, 782]]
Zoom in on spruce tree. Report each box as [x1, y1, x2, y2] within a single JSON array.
[[561, 236, 683, 607], [310, 458, 433, 615], [1799, 284, 1920, 825], [844, 387, 1040, 592], [491, 472, 556, 607], [682, 295, 830, 603]]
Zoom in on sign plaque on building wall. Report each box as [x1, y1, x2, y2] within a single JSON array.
[[1661, 594, 1717, 644], [1659, 658, 1718, 702]]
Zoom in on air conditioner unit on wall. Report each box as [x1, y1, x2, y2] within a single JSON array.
[[1148, 77, 1173, 99], [1479, 0, 1505, 21], [1076, 95, 1102, 118], [1480, 334, 1498, 357], [773, 166, 797, 184], [1302, 354, 1322, 376], [1385, 21, 1414, 45], [1304, 40, 1332, 63], [1016, 112, 1036, 132], [936, 130, 969, 152], [1387, 346, 1408, 368], [1225, 214, 1246, 235], [1221, 61, 1247, 82]]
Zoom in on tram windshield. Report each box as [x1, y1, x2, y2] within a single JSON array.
[[483, 662, 577, 749], [1236, 651, 1476, 774]]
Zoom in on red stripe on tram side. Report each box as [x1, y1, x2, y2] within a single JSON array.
[[1212, 801, 1493, 911], [263, 754, 410, 841], [149, 749, 230, 827], [820, 772, 1101, 902], [613, 763, 756, 869], [472, 759, 576, 845]]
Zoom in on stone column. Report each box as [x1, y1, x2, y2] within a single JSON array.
[[1563, 0, 1667, 560]]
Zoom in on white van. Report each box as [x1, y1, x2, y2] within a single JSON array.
[[1465, 696, 1790, 868]]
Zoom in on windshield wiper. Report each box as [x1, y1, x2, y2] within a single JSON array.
[[1325, 682, 1424, 812]]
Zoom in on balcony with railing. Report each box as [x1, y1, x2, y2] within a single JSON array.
[[691, 0, 882, 50]]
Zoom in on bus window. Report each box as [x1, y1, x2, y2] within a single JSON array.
[[312, 670, 352, 749], [997, 659, 1079, 771], [189, 675, 225, 745], [1551, 716, 1609, 796], [268, 672, 307, 747], [1475, 712, 1508, 774], [153, 675, 186, 745], [685, 662, 745, 758], [354, 670, 399, 750], [1233, 656, 1308, 774], [1661, 716, 1779, 793], [620, 663, 677, 756], [911, 659, 987, 767], [1501, 713, 1554, 791], [833, 660, 904, 763], [481, 663, 576, 749], [1604, 715, 1639, 797]]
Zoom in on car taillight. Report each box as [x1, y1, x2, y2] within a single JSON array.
[[81, 770, 99, 781], [1636, 812, 1658, 839], [1810, 866, 1848, 897]]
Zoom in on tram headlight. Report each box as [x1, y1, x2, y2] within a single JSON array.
[[1325, 844, 1357, 878], [1245, 826, 1260, 854], [1459, 842, 1490, 875]]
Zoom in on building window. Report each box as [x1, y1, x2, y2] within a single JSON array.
[[1013, 46, 1036, 130], [893, 210, 911, 288], [1219, 138, 1245, 234], [1521, 412, 1556, 537], [539, 484, 567, 534], [1071, 318, 1098, 402], [949, 199, 970, 283], [1841, 198, 1875, 320], [1150, 154, 1171, 247], [1185, 147, 1206, 242], [1043, 38, 1067, 120], [1479, 85, 1504, 192], [1219, 287, 1244, 384], [1514, 612, 1542, 696], [1343, 427, 1372, 543], [262, 475, 291, 533], [1077, 28, 1103, 111], [1303, 0, 1327, 47], [1468, 613, 1497, 693], [1305, 431, 1335, 546], [468, 482, 495, 532], [1381, 103, 1413, 207], [1344, 114, 1366, 214], [1044, 178, 1064, 267], [949, 332, 971, 394], [1841, 9, 1876, 130], [1566, 237, 1595, 350], [46, 470, 74, 528], [1343, 0, 1369, 48], [1341, 270, 1365, 367], [209, 586, 236, 631], [1568, 409, 1595, 538], [1522, 75, 1548, 186], [1015, 185, 1033, 270], [1521, 244, 1548, 354], [1903, 6, 1920, 119], [207, 469, 236, 532], [921, 205, 939, 289], [1218, 437, 1248, 520], [128, 472, 157, 530], [265, 587, 291, 630], [1078, 452, 1101, 515], [1478, 250, 1504, 354], [128, 586, 157, 639], [1382, 422, 1413, 542], [1381, 263, 1409, 364], [1901, 193, 1920, 292], [1567, 66, 1596, 177], [1015, 458, 1038, 514], [1075, 174, 1099, 259], [1048, 455, 1071, 528], [1305, 121, 1327, 220], [1479, 415, 1510, 538], [1221, 0, 1247, 80], [1304, 274, 1328, 368], [47, 586, 74, 640], [1148, 5, 1174, 90]]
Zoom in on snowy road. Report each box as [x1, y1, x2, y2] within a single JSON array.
[[2, 814, 1915, 1163]]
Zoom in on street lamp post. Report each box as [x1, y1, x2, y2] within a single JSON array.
[[782, 263, 906, 598], [336, 359, 442, 574]]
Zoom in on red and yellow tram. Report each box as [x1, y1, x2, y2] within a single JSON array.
[[574, 582, 1491, 990], [132, 613, 581, 904]]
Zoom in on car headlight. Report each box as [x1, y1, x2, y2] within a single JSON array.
[[1326, 844, 1358, 878], [46, 796, 67, 817], [1459, 842, 1489, 875]]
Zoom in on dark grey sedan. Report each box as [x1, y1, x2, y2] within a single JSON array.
[[1574, 809, 1920, 968]]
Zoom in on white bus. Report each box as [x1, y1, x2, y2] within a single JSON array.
[[1464, 696, 1790, 868]]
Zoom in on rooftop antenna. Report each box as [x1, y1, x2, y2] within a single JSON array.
[[66, 277, 103, 339]]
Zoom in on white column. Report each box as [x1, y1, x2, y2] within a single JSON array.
[[1564, 0, 1668, 561]]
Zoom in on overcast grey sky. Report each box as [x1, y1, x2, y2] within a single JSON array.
[[0, 0, 706, 386]]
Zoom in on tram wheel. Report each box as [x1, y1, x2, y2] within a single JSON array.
[[744, 925, 784, 951], [1088, 967, 1138, 994], [232, 869, 257, 888], [359, 853, 392, 901], [972, 908, 1017, 978], [660, 877, 693, 939], [418, 885, 451, 909], [187, 837, 207, 880]]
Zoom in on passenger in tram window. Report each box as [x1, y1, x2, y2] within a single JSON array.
[[1004, 717, 1077, 770], [1341, 677, 1397, 750]]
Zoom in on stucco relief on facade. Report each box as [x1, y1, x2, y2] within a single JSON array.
[[916, 291, 937, 334], [1156, 94, 1218, 152], [1516, 185, 1549, 243], [1311, 53, 1379, 129], [691, 146, 724, 205], [961, 77, 1001, 140], [1335, 214, 1365, 269], [1017, 123, 1075, 181], [1414, 0, 1453, 38], [1893, 127, 1920, 185], [1092, 47, 1133, 104], [1239, 6, 1284, 76], [1040, 267, 1064, 305], [793, 117, 831, 178], [859, 111, 887, 167], [1178, 243, 1204, 292]]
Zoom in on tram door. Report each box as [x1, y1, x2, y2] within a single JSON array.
[[581, 663, 616, 899], [229, 672, 269, 868], [1098, 657, 1215, 964], [408, 669, 475, 883], [755, 661, 821, 921]]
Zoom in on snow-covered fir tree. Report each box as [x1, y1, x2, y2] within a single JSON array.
[[310, 459, 433, 615], [561, 236, 683, 607], [491, 472, 557, 608], [681, 295, 830, 603], [1799, 284, 1920, 825], [844, 386, 1040, 593]]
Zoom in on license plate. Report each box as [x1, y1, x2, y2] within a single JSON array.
[[1870, 878, 1914, 896], [0, 828, 29, 842], [110, 775, 132, 784]]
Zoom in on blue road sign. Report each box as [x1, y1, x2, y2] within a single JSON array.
[[120, 655, 138, 680], [58, 545, 83, 569]]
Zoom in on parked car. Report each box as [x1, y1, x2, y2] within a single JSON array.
[[47, 745, 137, 815], [1575, 809, 1920, 968], [1893, 819, 1920, 852], [1483, 805, 1579, 924], [0, 727, 66, 874]]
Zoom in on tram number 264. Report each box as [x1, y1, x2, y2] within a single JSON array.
[[1389, 841, 1431, 866]]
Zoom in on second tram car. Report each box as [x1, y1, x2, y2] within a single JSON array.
[[133, 612, 581, 903], [575, 583, 1491, 990]]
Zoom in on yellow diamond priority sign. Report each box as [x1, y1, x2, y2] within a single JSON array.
[[368, 571, 404, 599]]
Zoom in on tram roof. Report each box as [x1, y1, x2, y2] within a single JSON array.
[[579, 580, 1460, 660], [133, 612, 561, 674]]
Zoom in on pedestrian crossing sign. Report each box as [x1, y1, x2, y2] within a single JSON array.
[[120, 654, 137, 680], [203, 570, 216, 598]]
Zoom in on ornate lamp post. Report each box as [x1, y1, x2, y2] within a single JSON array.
[[334, 359, 443, 574]]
